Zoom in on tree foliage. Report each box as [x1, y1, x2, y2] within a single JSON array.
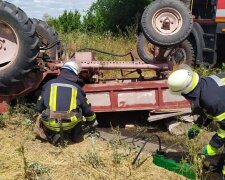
[[44, 0, 153, 34], [45, 10, 81, 33], [82, 0, 153, 34]]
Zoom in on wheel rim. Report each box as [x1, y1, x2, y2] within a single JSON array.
[[171, 48, 187, 65], [0, 21, 19, 70], [152, 8, 183, 36]]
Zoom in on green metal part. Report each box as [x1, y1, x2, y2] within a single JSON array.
[[153, 151, 196, 180]]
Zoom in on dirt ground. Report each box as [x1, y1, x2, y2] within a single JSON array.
[[0, 111, 191, 180]]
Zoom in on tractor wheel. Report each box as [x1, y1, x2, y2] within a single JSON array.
[[137, 33, 195, 66], [137, 33, 167, 64], [171, 39, 195, 66], [0, 1, 39, 89], [141, 0, 193, 47], [32, 18, 60, 61]]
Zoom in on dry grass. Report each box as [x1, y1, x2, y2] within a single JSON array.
[[0, 109, 187, 180], [59, 32, 156, 80], [60, 32, 137, 62]]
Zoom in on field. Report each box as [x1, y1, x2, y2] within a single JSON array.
[[0, 106, 190, 180], [0, 103, 216, 180], [0, 32, 219, 180]]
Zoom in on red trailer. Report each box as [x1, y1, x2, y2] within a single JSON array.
[[0, 52, 190, 121], [0, 1, 190, 121]]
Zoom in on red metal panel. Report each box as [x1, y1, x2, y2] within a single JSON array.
[[0, 70, 59, 102], [84, 81, 189, 112], [217, 0, 225, 9], [216, 0, 225, 22], [50, 61, 168, 70], [0, 102, 9, 113]]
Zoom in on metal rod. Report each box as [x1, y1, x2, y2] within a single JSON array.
[[49, 61, 169, 70]]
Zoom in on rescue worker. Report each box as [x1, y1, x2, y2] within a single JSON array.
[[167, 66, 225, 177], [35, 58, 96, 145]]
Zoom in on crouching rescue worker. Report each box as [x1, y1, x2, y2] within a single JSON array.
[[34, 59, 96, 145], [167, 67, 225, 177]]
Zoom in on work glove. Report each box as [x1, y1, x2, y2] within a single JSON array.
[[188, 124, 201, 139], [85, 119, 98, 127]]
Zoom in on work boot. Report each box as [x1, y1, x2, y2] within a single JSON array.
[[52, 134, 61, 146]]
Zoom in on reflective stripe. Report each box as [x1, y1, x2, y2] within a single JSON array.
[[53, 86, 57, 111], [209, 75, 225, 86], [190, 72, 198, 92], [216, 112, 225, 121], [43, 83, 83, 132], [217, 128, 225, 138], [70, 88, 77, 122], [38, 96, 42, 100], [207, 112, 225, 122], [86, 99, 91, 105], [223, 165, 225, 175], [69, 88, 75, 111], [85, 113, 96, 121], [42, 117, 83, 132], [206, 144, 217, 156], [49, 85, 58, 111]]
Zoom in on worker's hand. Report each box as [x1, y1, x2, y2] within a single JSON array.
[[84, 119, 98, 129], [83, 119, 98, 134], [188, 124, 201, 139]]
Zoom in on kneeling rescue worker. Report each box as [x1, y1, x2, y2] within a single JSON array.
[[167, 66, 225, 177], [35, 58, 96, 145]]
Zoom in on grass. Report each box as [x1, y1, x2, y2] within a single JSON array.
[[60, 31, 137, 62], [0, 105, 187, 179], [2, 30, 224, 179], [195, 63, 225, 77], [0, 113, 6, 128], [81, 137, 104, 168], [59, 31, 156, 80]]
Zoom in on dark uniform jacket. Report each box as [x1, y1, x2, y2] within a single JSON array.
[[37, 69, 96, 124], [183, 73, 225, 148]]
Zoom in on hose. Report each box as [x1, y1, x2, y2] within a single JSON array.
[[132, 134, 162, 165], [40, 40, 60, 50], [77, 48, 131, 57], [40, 42, 132, 59]]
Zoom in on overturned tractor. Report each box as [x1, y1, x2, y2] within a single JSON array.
[[0, 0, 191, 117]]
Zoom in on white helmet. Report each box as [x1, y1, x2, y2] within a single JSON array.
[[167, 68, 199, 95], [62, 58, 82, 75]]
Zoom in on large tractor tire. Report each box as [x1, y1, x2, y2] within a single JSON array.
[[0, 1, 39, 88], [137, 33, 166, 64], [137, 33, 195, 66], [32, 18, 60, 61], [171, 39, 195, 66], [141, 0, 193, 47]]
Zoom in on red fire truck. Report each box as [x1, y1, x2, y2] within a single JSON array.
[[138, 0, 225, 67]]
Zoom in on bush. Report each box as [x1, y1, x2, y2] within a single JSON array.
[[82, 0, 153, 34], [45, 10, 82, 33], [45, 0, 153, 34]]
